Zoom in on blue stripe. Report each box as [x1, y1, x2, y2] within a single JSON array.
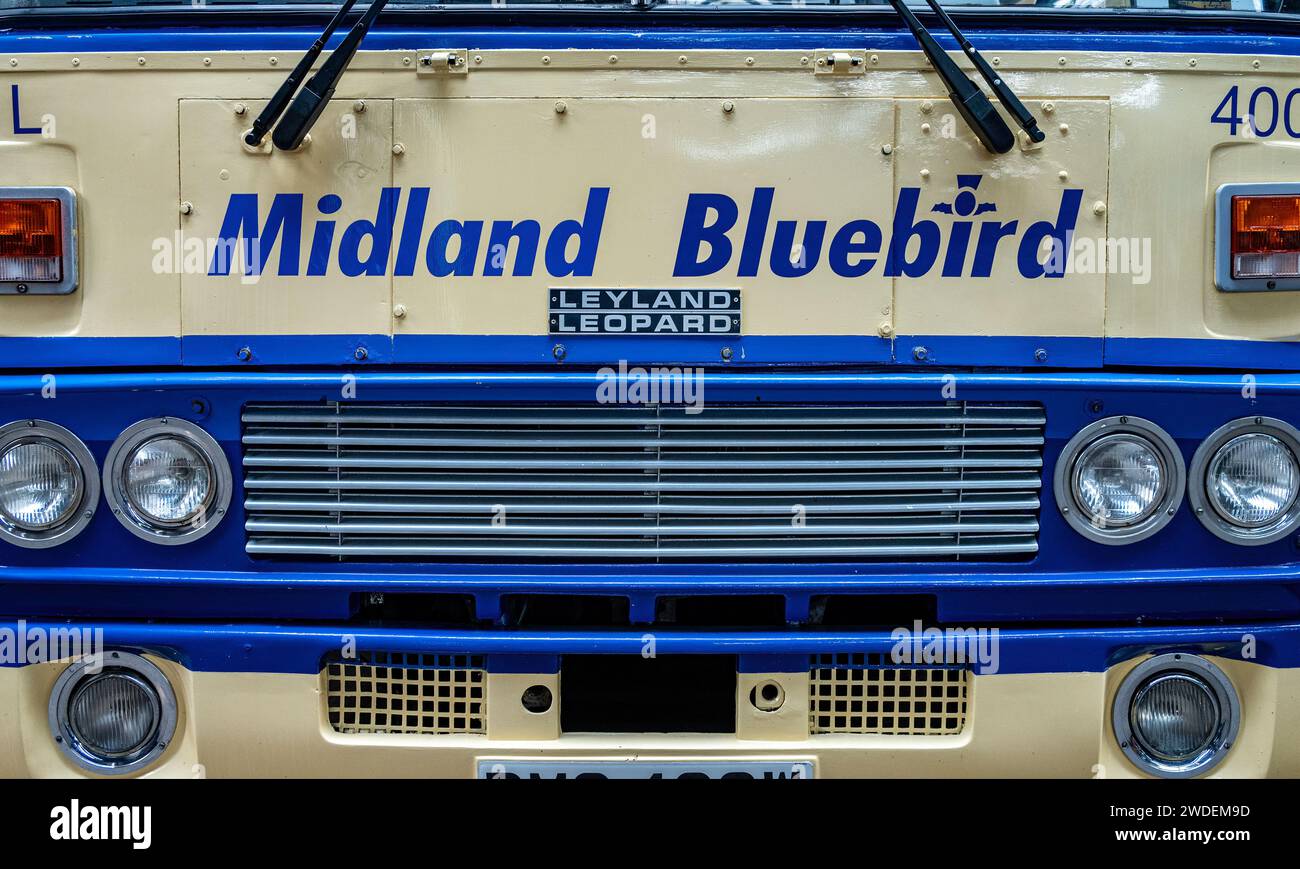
[[1, 619, 1295, 675], [1, 25, 1300, 57], [3, 334, 1299, 370]]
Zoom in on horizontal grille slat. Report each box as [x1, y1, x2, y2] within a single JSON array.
[[242, 402, 1044, 563]]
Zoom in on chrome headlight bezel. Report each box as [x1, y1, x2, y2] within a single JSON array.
[[0, 419, 98, 549], [1112, 653, 1239, 779], [48, 650, 178, 776], [1054, 416, 1185, 545], [103, 417, 231, 545], [1189, 417, 1300, 546]]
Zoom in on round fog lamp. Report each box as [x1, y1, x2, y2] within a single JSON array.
[[124, 436, 214, 526], [1112, 653, 1239, 778], [1206, 433, 1298, 528], [69, 671, 161, 759], [0, 440, 83, 531], [48, 651, 177, 775]]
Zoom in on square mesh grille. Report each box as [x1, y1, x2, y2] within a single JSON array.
[[324, 652, 486, 735], [809, 653, 969, 735]]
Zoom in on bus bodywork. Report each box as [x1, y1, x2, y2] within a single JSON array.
[[0, 2, 1298, 777]]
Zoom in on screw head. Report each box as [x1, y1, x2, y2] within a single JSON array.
[[554, 100, 567, 114], [552, 343, 567, 362], [354, 347, 368, 362], [392, 143, 405, 156], [913, 346, 929, 362], [236, 346, 253, 362], [722, 100, 735, 114], [721, 346, 734, 362], [1034, 348, 1049, 363]]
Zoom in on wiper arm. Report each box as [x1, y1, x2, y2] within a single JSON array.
[[921, 0, 1045, 144], [271, 0, 389, 152], [886, 0, 1014, 155], [243, 0, 359, 148]]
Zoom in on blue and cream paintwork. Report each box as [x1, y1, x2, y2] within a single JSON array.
[[1, 15, 1299, 776]]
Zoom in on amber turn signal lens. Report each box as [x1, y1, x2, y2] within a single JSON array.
[[1231, 194, 1300, 279], [0, 198, 63, 282]]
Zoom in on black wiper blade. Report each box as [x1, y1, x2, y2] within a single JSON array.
[[922, 0, 1045, 144], [243, 0, 359, 148], [271, 0, 389, 152], [886, 0, 1015, 155]]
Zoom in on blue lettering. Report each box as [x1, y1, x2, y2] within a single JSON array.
[[673, 193, 738, 278]]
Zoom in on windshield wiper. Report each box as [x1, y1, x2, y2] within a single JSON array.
[[921, 0, 1045, 144], [270, 0, 389, 151], [886, 0, 1015, 154], [243, 0, 360, 148]]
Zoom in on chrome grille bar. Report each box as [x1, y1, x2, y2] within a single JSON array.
[[242, 402, 1044, 562]]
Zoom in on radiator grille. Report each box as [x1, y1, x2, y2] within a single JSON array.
[[809, 653, 969, 736], [324, 652, 486, 735], [243, 402, 1043, 562]]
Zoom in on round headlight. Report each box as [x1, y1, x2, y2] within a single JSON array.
[[1072, 434, 1164, 527], [1055, 417, 1185, 545], [1189, 418, 1300, 546], [104, 418, 231, 545], [48, 650, 177, 775], [124, 436, 214, 526], [0, 440, 83, 531], [0, 421, 98, 549], [1113, 654, 1239, 778]]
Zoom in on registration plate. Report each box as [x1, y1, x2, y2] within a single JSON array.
[[477, 759, 812, 779]]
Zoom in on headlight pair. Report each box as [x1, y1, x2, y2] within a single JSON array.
[[0, 417, 230, 548], [1057, 415, 1300, 546]]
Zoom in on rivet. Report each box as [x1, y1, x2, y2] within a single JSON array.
[[1093, 200, 1107, 216], [921, 122, 931, 134], [234, 103, 247, 116], [392, 142, 405, 155], [403, 57, 412, 66], [722, 100, 735, 114], [1059, 123, 1070, 135], [920, 101, 934, 114], [1189, 58, 1197, 67], [1058, 57, 1067, 66], [179, 201, 194, 215], [7, 59, 16, 68], [1253, 59, 1261, 69], [393, 304, 407, 319], [881, 143, 894, 156], [870, 54, 879, 65], [745, 56, 755, 66], [1041, 101, 1055, 114], [678, 55, 688, 64], [800, 56, 809, 65], [474, 55, 483, 65], [71, 58, 80, 67], [992, 56, 1001, 66], [554, 100, 567, 114], [203, 57, 212, 66], [137, 57, 146, 66], [269, 56, 279, 66], [878, 322, 894, 338], [608, 54, 618, 64], [353, 100, 366, 113], [542, 55, 551, 65], [1059, 170, 1069, 182], [920, 168, 931, 179], [1125, 58, 1134, 66]]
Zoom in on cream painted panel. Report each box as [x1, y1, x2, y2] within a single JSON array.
[[178, 99, 393, 337], [1205, 140, 1300, 341], [0, 73, 179, 339], [392, 97, 894, 338], [891, 98, 1111, 339]]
